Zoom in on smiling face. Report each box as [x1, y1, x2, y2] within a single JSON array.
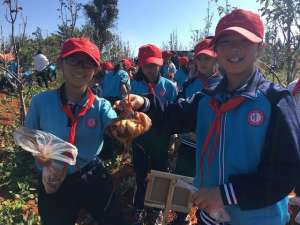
[[215, 33, 262, 78], [141, 63, 160, 82], [61, 53, 98, 89], [195, 54, 216, 76]]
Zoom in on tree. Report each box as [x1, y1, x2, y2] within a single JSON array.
[[213, 0, 235, 16], [162, 30, 187, 51], [258, 0, 300, 83], [3, 0, 26, 124], [102, 34, 134, 62], [57, 0, 82, 39], [190, 0, 214, 48], [4, 0, 25, 71], [168, 30, 178, 51], [84, 0, 118, 50], [31, 27, 43, 50], [0, 26, 5, 52]]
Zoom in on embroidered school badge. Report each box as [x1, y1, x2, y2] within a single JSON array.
[[248, 110, 264, 126], [86, 117, 97, 128]]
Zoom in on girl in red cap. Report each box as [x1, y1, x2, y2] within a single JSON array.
[[90, 61, 114, 97], [172, 37, 221, 225], [130, 44, 178, 224], [102, 60, 130, 105], [121, 58, 136, 79], [174, 56, 189, 91], [161, 50, 177, 80], [174, 37, 221, 179], [25, 37, 129, 225], [179, 36, 220, 99], [116, 9, 300, 225]]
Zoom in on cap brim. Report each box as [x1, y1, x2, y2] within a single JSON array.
[[60, 49, 100, 66], [139, 57, 163, 67], [195, 49, 217, 58], [215, 26, 263, 44]]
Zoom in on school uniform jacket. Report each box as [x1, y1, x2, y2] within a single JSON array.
[[174, 68, 188, 91], [131, 75, 178, 104], [178, 74, 222, 149], [102, 69, 130, 98], [25, 87, 117, 174], [130, 75, 178, 167], [179, 74, 222, 99], [161, 62, 177, 78], [141, 69, 300, 225]]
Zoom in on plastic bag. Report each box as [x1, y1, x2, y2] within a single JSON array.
[[14, 127, 78, 193]]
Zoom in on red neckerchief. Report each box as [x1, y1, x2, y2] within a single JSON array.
[[200, 96, 246, 178], [63, 88, 96, 145], [292, 79, 300, 96], [147, 82, 156, 96]]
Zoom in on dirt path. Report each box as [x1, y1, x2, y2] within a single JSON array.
[[0, 92, 19, 148]]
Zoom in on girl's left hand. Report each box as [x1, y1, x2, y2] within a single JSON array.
[[114, 94, 145, 112], [34, 156, 52, 167], [191, 187, 224, 213]]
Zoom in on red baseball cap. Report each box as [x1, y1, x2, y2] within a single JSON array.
[[178, 56, 189, 66], [121, 59, 134, 70], [214, 9, 264, 44], [138, 44, 163, 67], [162, 50, 174, 59], [101, 61, 114, 71], [194, 37, 217, 58], [59, 37, 100, 66]]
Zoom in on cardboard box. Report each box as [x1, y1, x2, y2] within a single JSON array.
[[145, 170, 195, 213]]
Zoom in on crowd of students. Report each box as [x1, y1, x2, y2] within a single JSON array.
[[23, 8, 300, 225]]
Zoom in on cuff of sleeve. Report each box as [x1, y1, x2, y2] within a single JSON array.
[[220, 183, 238, 205], [141, 97, 150, 112]]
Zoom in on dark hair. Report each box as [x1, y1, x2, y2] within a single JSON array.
[[132, 67, 145, 81]]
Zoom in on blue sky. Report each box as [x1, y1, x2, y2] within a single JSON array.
[[0, 0, 260, 54]]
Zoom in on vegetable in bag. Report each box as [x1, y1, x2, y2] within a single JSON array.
[[14, 127, 78, 193]]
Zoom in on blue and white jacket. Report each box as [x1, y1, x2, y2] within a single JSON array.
[[161, 62, 177, 79], [142, 69, 300, 225], [131, 75, 178, 104], [25, 86, 117, 174], [102, 69, 130, 98], [179, 74, 222, 99], [178, 74, 222, 149], [174, 68, 188, 91]]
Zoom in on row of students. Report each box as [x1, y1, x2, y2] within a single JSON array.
[[24, 8, 300, 225]]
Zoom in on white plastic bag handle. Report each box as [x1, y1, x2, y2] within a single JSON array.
[[14, 127, 78, 165]]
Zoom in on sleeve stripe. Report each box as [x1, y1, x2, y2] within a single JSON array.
[[141, 97, 150, 112], [229, 183, 238, 204], [223, 184, 232, 205]]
